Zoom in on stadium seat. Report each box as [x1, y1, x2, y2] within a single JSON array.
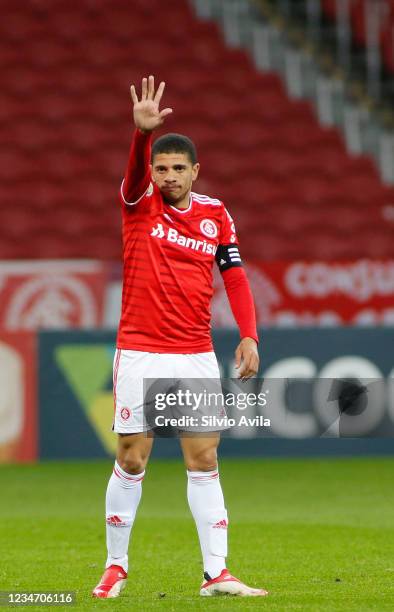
[[0, 0, 393, 260], [322, 0, 394, 74]]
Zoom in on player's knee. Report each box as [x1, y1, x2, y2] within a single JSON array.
[[116, 434, 152, 474], [117, 454, 146, 475], [187, 447, 218, 472]]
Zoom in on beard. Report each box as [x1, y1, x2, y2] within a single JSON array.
[[161, 187, 187, 205]]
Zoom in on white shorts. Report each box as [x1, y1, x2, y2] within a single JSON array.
[[112, 349, 223, 434]]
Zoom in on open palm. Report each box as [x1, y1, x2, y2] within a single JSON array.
[[130, 75, 173, 132]]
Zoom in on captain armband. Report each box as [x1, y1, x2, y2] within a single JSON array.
[[215, 244, 243, 272]]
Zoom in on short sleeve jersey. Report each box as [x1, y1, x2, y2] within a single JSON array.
[[117, 181, 239, 353]]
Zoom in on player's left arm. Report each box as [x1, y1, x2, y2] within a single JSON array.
[[216, 207, 259, 380]]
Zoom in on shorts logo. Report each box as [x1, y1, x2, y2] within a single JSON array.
[[218, 406, 226, 417], [200, 219, 218, 238], [121, 407, 131, 420]]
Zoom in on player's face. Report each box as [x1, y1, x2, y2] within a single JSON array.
[[151, 153, 200, 204]]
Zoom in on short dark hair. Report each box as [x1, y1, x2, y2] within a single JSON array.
[[151, 133, 198, 165]]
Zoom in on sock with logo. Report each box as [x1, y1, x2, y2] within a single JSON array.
[[105, 461, 145, 573], [187, 469, 227, 579]]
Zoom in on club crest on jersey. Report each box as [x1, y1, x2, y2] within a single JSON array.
[[150, 223, 217, 256], [120, 407, 131, 420], [200, 219, 218, 238]]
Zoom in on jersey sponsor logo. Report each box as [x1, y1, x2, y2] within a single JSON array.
[[120, 407, 131, 420], [151, 223, 165, 238], [150, 223, 217, 255], [200, 219, 218, 239], [230, 235, 236, 243]]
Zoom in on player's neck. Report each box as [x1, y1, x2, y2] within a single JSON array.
[[168, 191, 191, 210]]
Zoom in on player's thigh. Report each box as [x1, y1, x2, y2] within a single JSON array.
[[113, 349, 165, 435], [180, 432, 221, 472], [174, 351, 226, 438], [116, 433, 154, 474]]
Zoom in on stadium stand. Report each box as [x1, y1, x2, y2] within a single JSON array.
[[1, 0, 393, 260], [321, 0, 394, 74]]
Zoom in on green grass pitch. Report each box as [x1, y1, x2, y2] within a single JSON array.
[[1, 457, 394, 611]]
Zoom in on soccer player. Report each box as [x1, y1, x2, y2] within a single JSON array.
[[92, 76, 268, 598]]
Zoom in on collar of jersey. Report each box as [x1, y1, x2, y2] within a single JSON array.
[[168, 193, 193, 215]]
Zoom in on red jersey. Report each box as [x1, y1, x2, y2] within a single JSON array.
[[117, 176, 239, 353]]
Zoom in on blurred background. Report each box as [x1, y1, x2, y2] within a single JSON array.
[[1, 0, 394, 462]]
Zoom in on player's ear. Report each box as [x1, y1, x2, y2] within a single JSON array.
[[149, 163, 155, 182], [192, 162, 200, 181]]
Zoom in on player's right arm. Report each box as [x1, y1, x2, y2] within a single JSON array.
[[121, 75, 173, 205]]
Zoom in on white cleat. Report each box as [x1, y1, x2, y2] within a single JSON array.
[[200, 569, 268, 597]]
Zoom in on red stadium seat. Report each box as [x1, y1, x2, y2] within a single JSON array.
[[1, 0, 393, 260]]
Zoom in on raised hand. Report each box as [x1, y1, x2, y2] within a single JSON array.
[[130, 75, 173, 133]]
